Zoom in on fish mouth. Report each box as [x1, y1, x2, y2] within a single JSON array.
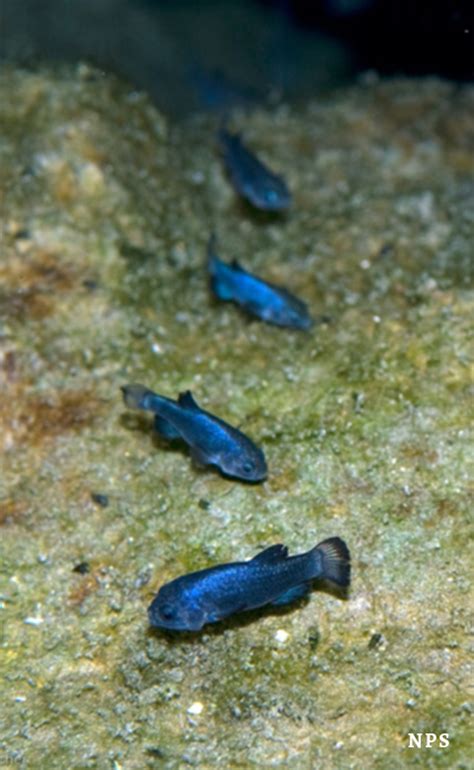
[[266, 199, 291, 212], [149, 617, 203, 632], [294, 315, 314, 331], [212, 457, 267, 483], [261, 193, 292, 212], [148, 607, 204, 632], [221, 468, 267, 484]]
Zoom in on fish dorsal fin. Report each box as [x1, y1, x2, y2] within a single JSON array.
[[231, 258, 246, 273], [177, 390, 200, 411], [252, 544, 288, 563], [219, 126, 241, 146], [207, 232, 219, 261]]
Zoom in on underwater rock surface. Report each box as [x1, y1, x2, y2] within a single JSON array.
[[0, 66, 472, 768]]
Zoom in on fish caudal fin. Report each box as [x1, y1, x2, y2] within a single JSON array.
[[315, 537, 351, 588], [121, 383, 153, 411], [207, 234, 237, 301]]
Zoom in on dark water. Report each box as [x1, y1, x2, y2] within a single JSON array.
[[0, 0, 472, 116]]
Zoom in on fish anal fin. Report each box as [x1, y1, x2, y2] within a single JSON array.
[[252, 544, 288, 564], [153, 415, 181, 440], [190, 445, 210, 467], [271, 582, 311, 607], [242, 299, 264, 318]]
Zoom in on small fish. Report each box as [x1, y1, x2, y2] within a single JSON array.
[[208, 236, 313, 330], [219, 127, 291, 211], [121, 384, 267, 483], [189, 64, 259, 112], [148, 537, 351, 631]]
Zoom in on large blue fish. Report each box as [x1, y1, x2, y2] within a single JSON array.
[[121, 384, 267, 483], [208, 236, 313, 330], [148, 537, 351, 631], [219, 127, 291, 211]]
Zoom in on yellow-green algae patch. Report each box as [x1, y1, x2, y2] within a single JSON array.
[[0, 66, 472, 769]]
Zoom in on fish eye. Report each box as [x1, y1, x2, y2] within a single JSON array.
[[159, 603, 176, 621], [265, 189, 278, 204], [242, 461, 255, 475]]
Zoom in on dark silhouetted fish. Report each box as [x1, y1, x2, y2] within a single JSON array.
[[219, 127, 291, 211], [189, 64, 260, 112]]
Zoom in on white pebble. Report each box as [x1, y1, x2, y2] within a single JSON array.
[[275, 629, 289, 643], [187, 701, 204, 716]]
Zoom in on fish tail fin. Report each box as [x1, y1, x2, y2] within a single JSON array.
[[207, 236, 234, 301], [121, 383, 155, 411], [217, 116, 232, 145], [210, 273, 233, 301], [314, 537, 351, 588]]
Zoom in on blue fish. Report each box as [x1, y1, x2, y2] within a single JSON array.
[[208, 236, 313, 330], [148, 537, 351, 631], [219, 128, 291, 211], [189, 65, 259, 112], [121, 384, 267, 483]]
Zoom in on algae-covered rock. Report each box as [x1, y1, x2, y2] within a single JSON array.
[[0, 65, 472, 769]]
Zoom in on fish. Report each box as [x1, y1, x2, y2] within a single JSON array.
[[219, 127, 291, 211], [189, 64, 260, 112], [121, 384, 267, 483], [208, 235, 313, 330], [148, 537, 351, 631]]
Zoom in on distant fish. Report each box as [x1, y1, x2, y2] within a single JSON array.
[[219, 127, 291, 211], [121, 384, 267, 483], [189, 65, 260, 112], [208, 235, 313, 330], [148, 537, 351, 631]]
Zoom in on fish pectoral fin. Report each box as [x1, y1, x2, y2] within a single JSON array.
[[177, 390, 200, 411], [211, 274, 233, 301], [206, 610, 222, 624], [271, 582, 311, 607], [251, 544, 289, 563], [207, 601, 247, 624], [190, 446, 210, 467], [153, 415, 181, 440], [242, 299, 264, 317]]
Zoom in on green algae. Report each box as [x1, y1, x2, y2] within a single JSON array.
[[0, 66, 473, 769]]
